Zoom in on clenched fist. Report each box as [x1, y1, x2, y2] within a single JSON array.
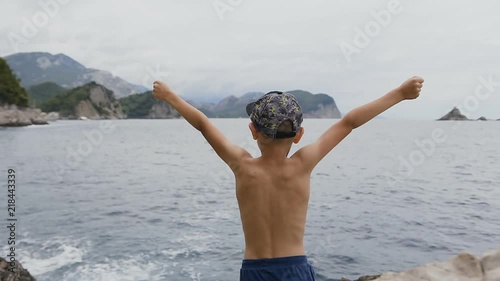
[[152, 81, 174, 102], [399, 76, 424, 100]]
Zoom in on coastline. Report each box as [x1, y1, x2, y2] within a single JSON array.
[[0, 105, 58, 127]]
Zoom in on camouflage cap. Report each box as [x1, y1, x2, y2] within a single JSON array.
[[246, 91, 303, 139]]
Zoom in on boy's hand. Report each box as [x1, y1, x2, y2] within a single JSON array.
[[398, 76, 424, 100], [153, 81, 175, 102]]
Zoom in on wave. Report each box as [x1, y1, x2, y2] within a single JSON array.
[[4, 235, 224, 281]]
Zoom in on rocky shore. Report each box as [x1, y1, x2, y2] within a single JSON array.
[[0, 105, 58, 127], [0, 257, 35, 281], [341, 248, 500, 281], [2, 248, 498, 281], [438, 107, 499, 121]]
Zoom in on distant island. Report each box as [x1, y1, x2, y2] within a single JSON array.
[[1, 52, 342, 126], [438, 107, 499, 121], [192, 90, 341, 118]]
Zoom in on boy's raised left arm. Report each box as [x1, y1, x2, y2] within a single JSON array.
[[294, 76, 424, 171], [153, 81, 250, 169]]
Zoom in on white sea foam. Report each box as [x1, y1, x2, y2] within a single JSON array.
[[64, 258, 160, 281], [63, 256, 209, 281], [5, 235, 213, 281], [8, 238, 86, 276], [22, 244, 84, 276]]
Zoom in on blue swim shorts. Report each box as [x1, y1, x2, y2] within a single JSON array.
[[240, 255, 316, 281]]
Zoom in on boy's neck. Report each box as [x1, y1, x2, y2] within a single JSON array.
[[258, 142, 293, 160]]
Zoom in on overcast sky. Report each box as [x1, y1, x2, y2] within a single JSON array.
[[1, 0, 499, 119]]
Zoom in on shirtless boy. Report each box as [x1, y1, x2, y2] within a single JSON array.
[[153, 76, 424, 281]]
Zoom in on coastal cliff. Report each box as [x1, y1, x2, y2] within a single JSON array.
[[119, 91, 180, 119], [39, 82, 125, 120], [194, 90, 342, 118]]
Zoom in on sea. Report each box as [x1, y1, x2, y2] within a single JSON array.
[[0, 119, 499, 281]]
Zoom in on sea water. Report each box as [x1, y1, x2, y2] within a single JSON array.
[[0, 119, 499, 281]]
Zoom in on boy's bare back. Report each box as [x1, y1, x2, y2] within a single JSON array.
[[235, 154, 312, 259]]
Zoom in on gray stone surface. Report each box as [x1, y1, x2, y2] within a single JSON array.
[[341, 249, 500, 281], [0, 258, 35, 281], [0, 105, 57, 127], [438, 107, 469, 120]]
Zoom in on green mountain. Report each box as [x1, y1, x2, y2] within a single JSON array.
[[4, 52, 148, 98], [39, 82, 125, 119], [288, 90, 336, 113], [23, 79, 178, 119], [119, 92, 180, 119], [0, 57, 29, 107], [196, 90, 341, 118], [27, 82, 66, 107]]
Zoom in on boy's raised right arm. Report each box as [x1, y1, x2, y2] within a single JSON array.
[[294, 76, 424, 171], [153, 81, 250, 169]]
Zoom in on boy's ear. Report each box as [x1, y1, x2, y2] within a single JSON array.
[[249, 122, 259, 140], [293, 127, 304, 144]]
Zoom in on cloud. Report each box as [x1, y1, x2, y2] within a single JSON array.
[[1, 0, 499, 119]]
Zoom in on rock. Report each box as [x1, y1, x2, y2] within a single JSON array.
[[303, 103, 342, 118], [0, 105, 57, 127], [88, 85, 125, 119], [0, 108, 32, 127], [0, 257, 36, 281], [345, 249, 500, 281], [438, 107, 469, 120], [481, 249, 500, 281], [74, 100, 100, 119], [45, 112, 59, 121], [477, 116, 487, 121], [25, 108, 48, 125], [148, 102, 180, 119], [340, 275, 381, 281], [56, 83, 126, 120], [358, 277, 381, 281]]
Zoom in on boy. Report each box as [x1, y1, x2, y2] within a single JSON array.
[[153, 76, 424, 281]]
